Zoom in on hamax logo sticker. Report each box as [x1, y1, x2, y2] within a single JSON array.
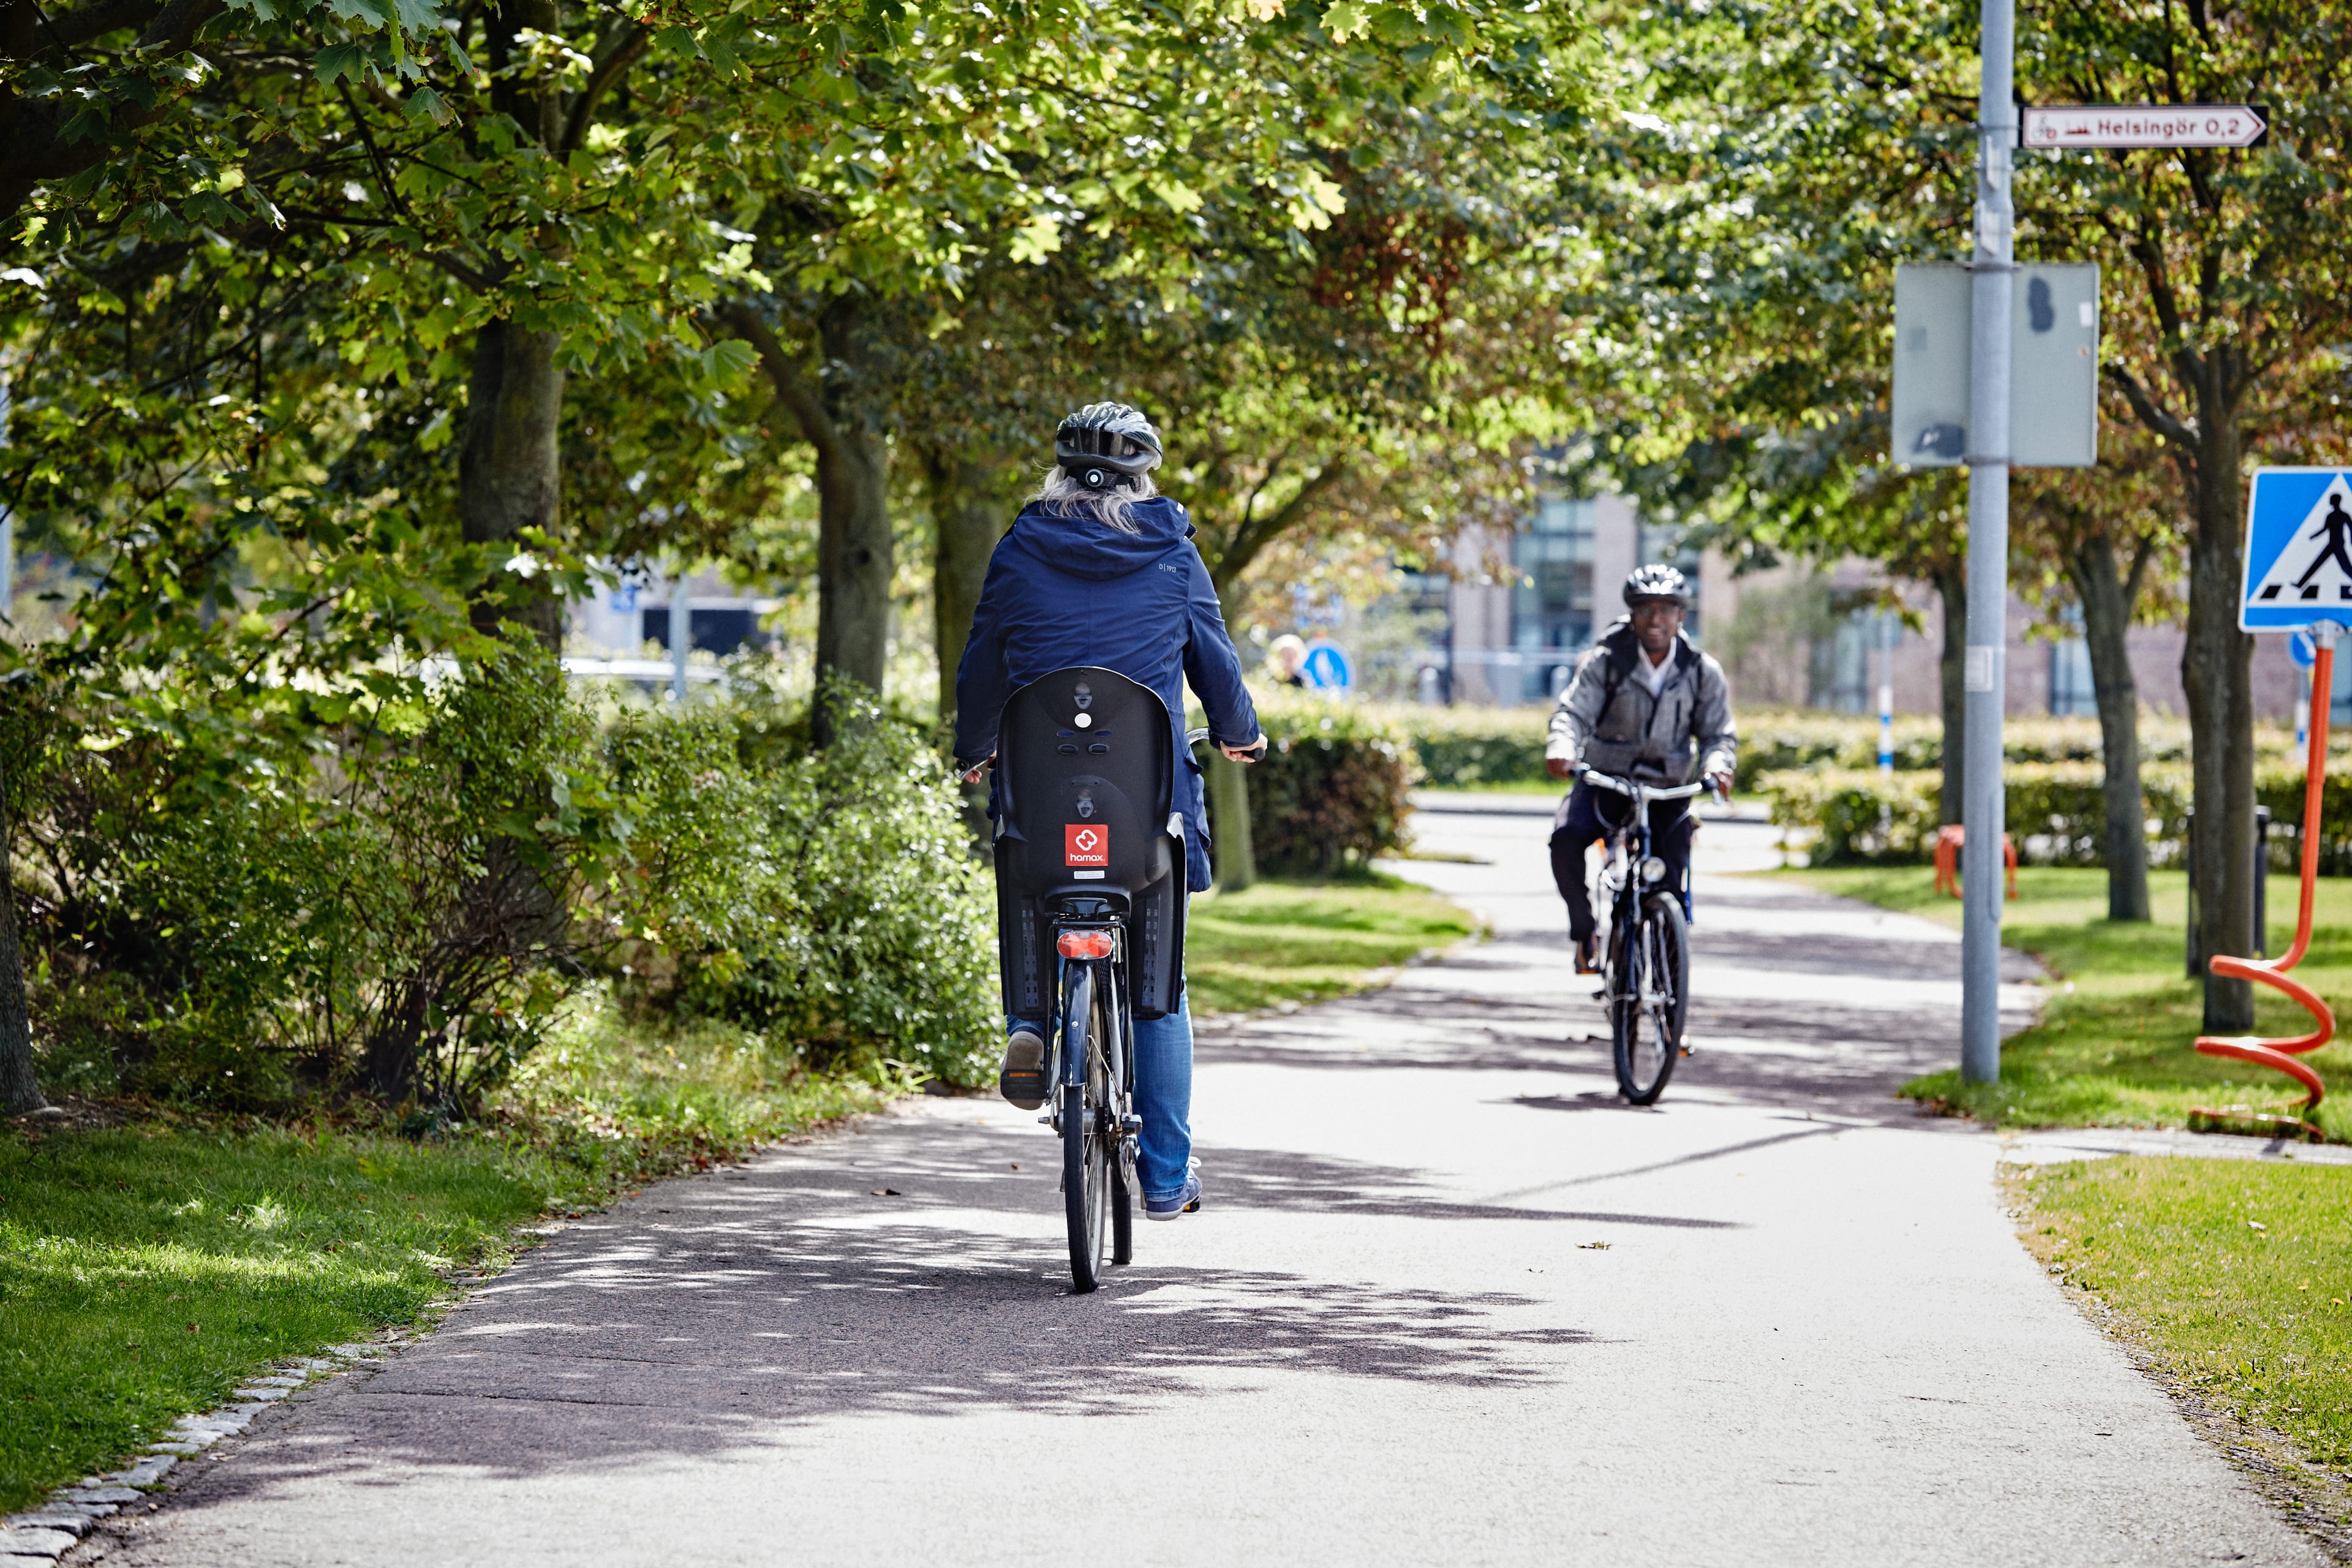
[[1065, 824, 1108, 866]]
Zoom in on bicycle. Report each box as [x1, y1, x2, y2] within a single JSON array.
[[978, 665, 1208, 1292], [1579, 768, 1715, 1105]]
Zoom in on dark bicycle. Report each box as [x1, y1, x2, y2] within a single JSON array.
[[1580, 767, 1714, 1105], [985, 666, 1202, 1292]]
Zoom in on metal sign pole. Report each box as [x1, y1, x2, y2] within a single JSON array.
[[669, 569, 690, 704], [1960, 0, 2015, 1084]]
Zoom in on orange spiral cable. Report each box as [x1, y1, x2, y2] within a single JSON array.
[[2192, 638, 2335, 1140]]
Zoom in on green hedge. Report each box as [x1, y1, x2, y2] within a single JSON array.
[[1760, 756, 2352, 872], [1233, 694, 1416, 876], [1371, 703, 1551, 789], [1760, 763, 2196, 866]]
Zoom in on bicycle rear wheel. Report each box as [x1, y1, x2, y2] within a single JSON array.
[[1612, 892, 1689, 1104], [1062, 967, 1110, 1292]]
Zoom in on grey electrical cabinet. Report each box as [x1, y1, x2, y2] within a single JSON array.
[[1891, 262, 2099, 469]]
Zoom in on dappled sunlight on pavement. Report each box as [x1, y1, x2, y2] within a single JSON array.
[[98, 804, 2325, 1568]]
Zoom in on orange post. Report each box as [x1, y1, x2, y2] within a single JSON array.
[[1933, 824, 2017, 900], [2192, 635, 2335, 1139]]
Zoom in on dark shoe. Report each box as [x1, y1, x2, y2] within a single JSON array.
[[1573, 933, 1599, 974], [999, 1029, 1047, 1110], [1145, 1174, 1202, 1221]]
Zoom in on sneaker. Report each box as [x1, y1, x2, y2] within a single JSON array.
[[1145, 1175, 1202, 1221], [1573, 933, 1599, 974], [998, 1028, 1048, 1110]]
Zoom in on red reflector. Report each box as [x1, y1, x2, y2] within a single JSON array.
[[1057, 930, 1115, 959]]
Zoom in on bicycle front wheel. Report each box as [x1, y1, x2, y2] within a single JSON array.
[[1612, 891, 1689, 1105], [1062, 967, 1110, 1292]]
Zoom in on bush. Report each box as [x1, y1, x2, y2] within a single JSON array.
[[2257, 761, 2352, 877], [1758, 768, 1943, 864], [1238, 694, 1416, 876], [1762, 761, 2198, 867], [1374, 703, 1551, 789], [15, 664, 1001, 1106], [647, 687, 998, 1088]]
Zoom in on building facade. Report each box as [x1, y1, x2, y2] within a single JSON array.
[[1421, 496, 2311, 722]]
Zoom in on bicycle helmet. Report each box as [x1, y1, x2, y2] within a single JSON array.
[[1623, 563, 1690, 606], [1055, 402, 1163, 491]]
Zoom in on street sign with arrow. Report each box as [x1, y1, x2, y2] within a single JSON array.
[[2021, 104, 2268, 149]]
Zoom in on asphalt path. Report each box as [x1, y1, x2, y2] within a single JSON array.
[[90, 802, 2324, 1567]]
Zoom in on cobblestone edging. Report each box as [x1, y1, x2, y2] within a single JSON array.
[[0, 1339, 398, 1563]]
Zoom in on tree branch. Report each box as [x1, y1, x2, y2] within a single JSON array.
[[718, 301, 838, 459], [558, 20, 648, 154], [2105, 363, 2195, 450], [424, 249, 495, 294], [1211, 456, 1351, 594]]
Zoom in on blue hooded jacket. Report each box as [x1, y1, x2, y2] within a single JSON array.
[[953, 496, 1262, 892]]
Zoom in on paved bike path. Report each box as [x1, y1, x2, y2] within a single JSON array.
[[89, 808, 2323, 1567]]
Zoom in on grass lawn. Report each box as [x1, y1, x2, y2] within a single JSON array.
[[1780, 864, 2352, 1143], [2013, 1157, 2352, 1495], [0, 1001, 898, 1515], [1185, 873, 1478, 1016]]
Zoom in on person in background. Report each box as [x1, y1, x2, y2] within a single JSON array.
[[1544, 564, 1737, 973], [1269, 633, 1309, 687]]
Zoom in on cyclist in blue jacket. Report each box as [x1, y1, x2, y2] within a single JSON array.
[[954, 402, 1264, 1221]]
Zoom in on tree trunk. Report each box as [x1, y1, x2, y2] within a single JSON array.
[[923, 442, 1015, 845], [812, 423, 891, 744], [459, 318, 567, 649], [718, 296, 901, 747], [2068, 534, 2151, 921], [2182, 420, 2255, 1030], [1207, 753, 1257, 892], [1934, 564, 1967, 826], [0, 790, 45, 1115], [1206, 576, 1259, 889], [807, 300, 897, 747], [923, 444, 1016, 728]]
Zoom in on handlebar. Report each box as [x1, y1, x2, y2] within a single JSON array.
[[1579, 767, 1722, 804], [960, 726, 1250, 782]]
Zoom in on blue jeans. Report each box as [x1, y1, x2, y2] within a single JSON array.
[[1011, 986, 1193, 1203]]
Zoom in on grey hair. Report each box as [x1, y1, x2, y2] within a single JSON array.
[[1028, 464, 1160, 534]]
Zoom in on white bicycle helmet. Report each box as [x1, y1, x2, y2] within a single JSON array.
[[1623, 564, 1690, 606]]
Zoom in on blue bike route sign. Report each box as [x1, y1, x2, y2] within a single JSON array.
[[1300, 638, 1352, 693], [2241, 468, 2352, 632]]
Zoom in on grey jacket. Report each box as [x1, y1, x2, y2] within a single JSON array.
[[1545, 617, 1737, 786]]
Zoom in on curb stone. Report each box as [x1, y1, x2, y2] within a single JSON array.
[[2, 1340, 399, 1564]]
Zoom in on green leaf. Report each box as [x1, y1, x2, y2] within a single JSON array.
[[1322, 1, 1371, 42], [313, 42, 368, 83]]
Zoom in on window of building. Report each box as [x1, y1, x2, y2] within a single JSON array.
[[1813, 611, 1873, 713], [2049, 635, 2097, 717], [1512, 498, 1595, 701]]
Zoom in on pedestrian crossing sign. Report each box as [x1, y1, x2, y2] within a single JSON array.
[[2242, 469, 2352, 631]]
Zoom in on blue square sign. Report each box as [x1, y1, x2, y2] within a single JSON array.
[[2241, 467, 2352, 631]]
